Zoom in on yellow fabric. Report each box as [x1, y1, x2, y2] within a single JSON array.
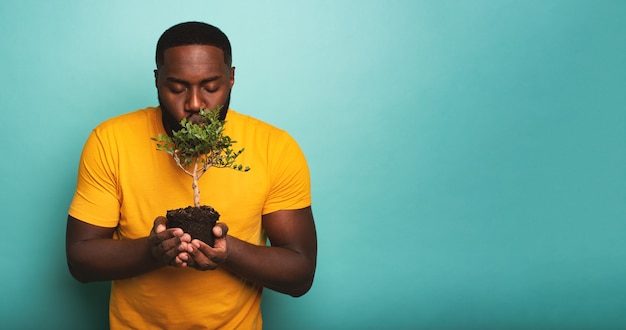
[[69, 107, 311, 329]]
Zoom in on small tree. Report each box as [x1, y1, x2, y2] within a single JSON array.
[[152, 106, 250, 207]]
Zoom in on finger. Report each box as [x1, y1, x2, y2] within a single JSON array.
[[175, 252, 191, 267], [194, 239, 227, 265], [178, 241, 193, 253], [173, 256, 185, 267], [154, 216, 187, 239], [181, 252, 196, 268], [187, 242, 219, 271], [148, 229, 186, 266], [151, 242, 182, 267], [213, 222, 229, 238], [180, 232, 192, 243], [148, 228, 182, 248], [153, 216, 168, 234]]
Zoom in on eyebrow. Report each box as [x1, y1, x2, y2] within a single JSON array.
[[166, 76, 222, 85]]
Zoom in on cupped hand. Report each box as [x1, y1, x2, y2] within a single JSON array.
[[185, 222, 230, 271], [147, 216, 192, 267]]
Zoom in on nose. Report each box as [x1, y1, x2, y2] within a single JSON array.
[[186, 88, 204, 112]]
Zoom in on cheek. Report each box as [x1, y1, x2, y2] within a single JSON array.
[[158, 91, 185, 115], [203, 90, 231, 108], [158, 88, 183, 104]]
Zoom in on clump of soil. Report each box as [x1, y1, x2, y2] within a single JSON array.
[[166, 206, 220, 247]]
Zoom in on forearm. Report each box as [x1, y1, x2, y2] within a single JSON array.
[[223, 236, 316, 297], [67, 237, 161, 282]]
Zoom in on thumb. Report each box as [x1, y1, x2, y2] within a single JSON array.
[[154, 216, 168, 233], [213, 222, 229, 238]]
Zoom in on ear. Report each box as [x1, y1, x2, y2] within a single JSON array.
[[230, 66, 235, 88], [154, 69, 159, 88]]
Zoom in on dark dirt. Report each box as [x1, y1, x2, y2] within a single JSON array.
[[166, 205, 220, 247]]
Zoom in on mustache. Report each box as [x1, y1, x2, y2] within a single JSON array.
[[158, 94, 230, 134]]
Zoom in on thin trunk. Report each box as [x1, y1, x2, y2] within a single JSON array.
[[192, 161, 201, 207]]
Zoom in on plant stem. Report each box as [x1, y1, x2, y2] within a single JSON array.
[[192, 160, 201, 207]]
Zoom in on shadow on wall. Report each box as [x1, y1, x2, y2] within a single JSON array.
[[65, 280, 111, 329]]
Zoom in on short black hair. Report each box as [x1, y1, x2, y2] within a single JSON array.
[[155, 21, 232, 68]]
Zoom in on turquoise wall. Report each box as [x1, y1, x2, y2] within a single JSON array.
[[1, 1, 625, 329]]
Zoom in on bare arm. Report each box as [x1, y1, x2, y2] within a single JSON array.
[[186, 207, 317, 297], [65, 215, 190, 282]]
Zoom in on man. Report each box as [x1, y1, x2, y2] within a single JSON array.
[[66, 21, 317, 329]]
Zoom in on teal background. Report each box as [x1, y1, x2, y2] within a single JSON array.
[[1, 1, 625, 329]]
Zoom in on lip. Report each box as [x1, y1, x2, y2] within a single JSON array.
[[186, 113, 203, 124]]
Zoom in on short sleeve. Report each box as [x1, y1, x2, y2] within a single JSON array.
[[262, 131, 311, 215], [68, 128, 121, 227]]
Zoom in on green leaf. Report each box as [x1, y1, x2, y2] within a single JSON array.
[[151, 105, 251, 197]]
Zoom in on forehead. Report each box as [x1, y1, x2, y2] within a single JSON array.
[[161, 45, 228, 75]]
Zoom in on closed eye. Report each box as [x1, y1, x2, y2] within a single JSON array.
[[165, 81, 186, 94], [204, 86, 219, 93], [169, 86, 185, 94]]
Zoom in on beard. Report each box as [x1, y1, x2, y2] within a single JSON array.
[[158, 93, 231, 135]]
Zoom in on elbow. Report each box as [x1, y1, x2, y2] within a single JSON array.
[[288, 255, 317, 297], [286, 265, 316, 297], [267, 265, 315, 297], [66, 246, 100, 283], [289, 279, 314, 297], [67, 262, 90, 283], [67, 258, 96, 283]]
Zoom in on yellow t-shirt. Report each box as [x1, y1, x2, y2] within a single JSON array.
[[69, 107, 311, 329]]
